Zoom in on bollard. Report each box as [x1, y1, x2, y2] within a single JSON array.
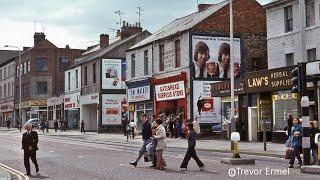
[[231, 132, 240, 158]]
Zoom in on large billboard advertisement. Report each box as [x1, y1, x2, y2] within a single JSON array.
[[102, 94, 126, 125], [193, 81, 221, 124], [102, 59, 122, 89], [191, 35, 241, 79]]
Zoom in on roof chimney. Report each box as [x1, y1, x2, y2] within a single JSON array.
[[198, 4, 212, 12], [34, 32, 46, 46], [100, 34, 109, 48]]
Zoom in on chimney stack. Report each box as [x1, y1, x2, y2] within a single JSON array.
[[34, 32, 46, 46], [100, 34, 109, 48], [198, 4, 212, 12]]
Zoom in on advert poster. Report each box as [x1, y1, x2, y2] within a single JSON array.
[[102, 59, 122, 89], [193, 81, 221, 124], [102, 94, 126, 125], [191, 35, 241, 79], [155, 81, 185, 101]]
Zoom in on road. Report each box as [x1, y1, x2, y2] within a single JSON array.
[[0, 130, 318, 180]]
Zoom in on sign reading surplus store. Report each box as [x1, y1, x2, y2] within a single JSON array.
[[128, 86, 150, 102], [155, 81, 185, 101], [193, 81, 221, 124], [191, 35, 241, 79], [244, 66, 296, 93], [102, 94, 126, 125], [102, 59, 122, 89]]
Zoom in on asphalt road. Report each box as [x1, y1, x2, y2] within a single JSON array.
[[0, 131, 319, 180]]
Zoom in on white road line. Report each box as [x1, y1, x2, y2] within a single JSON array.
[[0, 163, 28, 180]]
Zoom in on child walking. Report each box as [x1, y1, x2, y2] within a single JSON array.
[[180, 122, 204, 171]]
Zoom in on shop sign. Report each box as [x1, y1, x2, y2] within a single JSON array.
[[128, 86, 150, 102], [272, 93, 299, 100], [64, 92, 80, 110], [80, 93, 99, 105], [244, 66, 296, 93], [20, 100, 47, 109], [155, 81, 185, 101], [306, 61, 320, 76], [193, 81, 221, 124], [47, 96, 64, 107], [102, 94, 126, 125], [0, 101, 14, 113], [211, 79, 244, 97]]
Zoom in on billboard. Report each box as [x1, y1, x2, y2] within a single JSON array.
[[193, 81, 221, 124], [102, 94, 126, 125], [102, 59, 122, 89], [191, 35, 241, 79]]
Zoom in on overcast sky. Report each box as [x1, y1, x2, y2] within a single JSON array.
[[0, 0, 271, 50]]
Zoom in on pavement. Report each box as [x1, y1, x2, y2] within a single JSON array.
[[0, 167, 11, 180], [0, 127, 285, 158]]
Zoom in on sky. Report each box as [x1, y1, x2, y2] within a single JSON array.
[[0, 0, 272, 50]]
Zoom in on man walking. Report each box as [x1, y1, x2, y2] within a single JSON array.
[[81, 120, 85, 134], [22, 123, 39, 176], [54, 120, 58, 132], [129, 114, 152, 167]]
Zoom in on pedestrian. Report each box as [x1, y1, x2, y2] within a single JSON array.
[[22, 123, 39, 176], [122, 115, 128, 136], [19, 120, 22, 132], [40, 121, 45, 133], [16, 119, 20, 130], [59, 119, 63, 132], [129, 113, 152, 167], [153, 118, 167, 170], [284, 114, 293, 136], [6, 120, 10, 129], [45, 120, 49, 133], [54, 120, 58, 132], [81, 120, 85, 134], [180, 122, 205, 171], [129, 120, 136, 139], [146, 125, 158, 168], [176, 116, 182, 139], [310, 121, 320, 165], [193, 117, 201, 135], [168, 116, 175, 138], [288, 117, 302, 168]]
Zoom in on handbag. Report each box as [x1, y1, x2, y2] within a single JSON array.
[[285, 149, 292, 159]]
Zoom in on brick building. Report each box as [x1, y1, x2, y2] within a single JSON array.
[[127, 0, 267, 140], [15, 32, 84, 123]]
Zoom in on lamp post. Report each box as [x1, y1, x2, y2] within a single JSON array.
[[4, 45, 22, 124]]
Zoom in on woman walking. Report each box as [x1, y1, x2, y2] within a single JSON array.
[[153, 118, 167, 170], [180, 123, 204, 171], [289, 117, 302, 168]]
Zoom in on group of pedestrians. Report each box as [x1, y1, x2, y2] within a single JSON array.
[[129, 113, 204, 171], [284, 114, 320, 168]]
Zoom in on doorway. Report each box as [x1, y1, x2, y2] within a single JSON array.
[[248, 107, 258, 141]]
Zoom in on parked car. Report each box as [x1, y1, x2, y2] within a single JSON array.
[[26, 118, 41, 128]]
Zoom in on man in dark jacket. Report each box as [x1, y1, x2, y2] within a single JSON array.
[[180, 123, 204, 171], [130, 113, 152, 167], [22, 123, 39, 176]]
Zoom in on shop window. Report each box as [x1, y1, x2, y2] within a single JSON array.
[[307, 48, 316, 61], [175, 40, 181, 68], [285, 53, 294, 66], [35, 58, 48, 72], [159, 45, 164, 71], [144, 50, 148, 76], [36, 81, 47, 94], [284, 6, 293, 32], [306, 0, 315, 27]]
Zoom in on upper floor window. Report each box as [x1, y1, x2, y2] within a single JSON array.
[[144, 50, 148, 76], [306, 0, 315, 27], [307, 48, 317, 61], [68, 72, 71, 90], [36, 81, 47, 94], [84, 66, 88, 86], [159, 45, 164, 71], [59, 57, 70, 72], [0, 69, 2, 80], [286, 53, 294, 66], [175, 40, 181, 68], [8, 82, 11, 96], [284, 6, 293, 32], [75, 69, 79, 88], [35, 58, 48, 72], [27, 61, 30, 72], [93, 63, 96, 83], [4, 67, 7, 79], [131, 54, 136, 78], [4, 84, 7, 98], [23, 62, 27, 75]]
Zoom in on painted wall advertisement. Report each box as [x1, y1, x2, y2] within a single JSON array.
[[102, 59, 122, 89], [102, 94, 126, 125], [191, 35, 241, 79], [155, 81, 185, 101], [128, 86, 150, 102], [193, 81, 221, 124]]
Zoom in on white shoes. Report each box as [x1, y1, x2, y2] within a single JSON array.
[[199, 166, 205, 171], [180, 168, 187, 171]]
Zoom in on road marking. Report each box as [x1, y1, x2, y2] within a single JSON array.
[[0, 163, 28, 180]]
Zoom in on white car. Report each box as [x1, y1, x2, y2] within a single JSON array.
[[26, 118, 41, 128]]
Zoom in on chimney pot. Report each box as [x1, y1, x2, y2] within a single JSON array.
[[198, 4, 212, 12], [34, 32, 46, 46], [100, 34, 109, 48]]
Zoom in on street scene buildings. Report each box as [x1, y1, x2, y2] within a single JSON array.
[[0, 0, 320, 179]]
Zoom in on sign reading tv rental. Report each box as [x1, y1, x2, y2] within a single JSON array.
[[155, 81, 185, 101], [244, 66, 296, 93]]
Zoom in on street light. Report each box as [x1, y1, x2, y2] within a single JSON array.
[[4, 45, 22, 124]]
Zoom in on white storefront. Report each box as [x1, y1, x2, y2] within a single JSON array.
[[64, 92, 80, 129], [80, 93, 99, 131], [47, 96, 64, 126]]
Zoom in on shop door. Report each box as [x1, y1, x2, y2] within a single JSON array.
[[248, 107, 258, 141]]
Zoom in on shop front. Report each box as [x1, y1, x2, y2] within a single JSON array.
[[152, 73, 187, 120], [64, 92, 80, 129], [18, 100, 48, 124], [80, 93, 99, 132], [128, 79, 152, 130], [0, 101, 14, 127], [47, 96, 64, 127]]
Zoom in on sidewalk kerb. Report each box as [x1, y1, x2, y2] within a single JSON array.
[[0, 163, 29, 180]]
